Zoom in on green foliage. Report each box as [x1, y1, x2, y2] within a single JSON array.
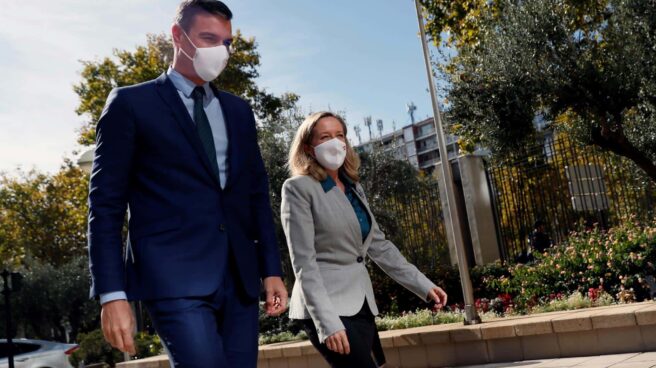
[[530, 291, 614, 314], [258, 303, 303, 338], [442, 0, 656, 180], [132, 332, 164, 360], [419, 0, 499, 48], [420, 0, 608, 48], [69, 329, 162, 367], [69, 329, 122, 367], [259, 331, 307, 346], [473, 219, 656, 311], [0, 162, 88, 267], [3, 256, 99, 342]]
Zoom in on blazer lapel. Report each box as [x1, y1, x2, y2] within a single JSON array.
[[212, 87, 243, 189], [330, 187, 365, 247], [155, 73, 221, 189]]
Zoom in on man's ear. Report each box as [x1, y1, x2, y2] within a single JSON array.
[[171, 24, 182, 48]]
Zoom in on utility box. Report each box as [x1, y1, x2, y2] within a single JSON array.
[[435, 155, 500, 266]]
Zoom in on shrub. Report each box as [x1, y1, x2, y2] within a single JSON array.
[[132, 332, 163, 359], [69, 329, 122, 367], [69, 329, 163, 367], [530, 291, 615, 314], [473, 219, 656, 311]]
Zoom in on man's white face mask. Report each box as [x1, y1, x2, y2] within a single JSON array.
[[179, 29, 230, 82]]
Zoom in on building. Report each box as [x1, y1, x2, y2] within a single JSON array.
[[355, 117, 461, 173], [356, 129, 406, 161]]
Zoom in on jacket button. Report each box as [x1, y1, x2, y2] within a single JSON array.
[[357, 256, 364, 263], [219, 224, 226, 232]]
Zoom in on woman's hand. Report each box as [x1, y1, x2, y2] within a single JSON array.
[[325, 329, 350, 354], [427, 286, 448, 310]]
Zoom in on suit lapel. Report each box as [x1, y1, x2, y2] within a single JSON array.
[[212, 87, 242, 189], [154, 73, 221, 189]]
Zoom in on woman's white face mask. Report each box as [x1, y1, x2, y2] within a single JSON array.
[[179, 29, 230, 82], [313, 138, 347, 171]]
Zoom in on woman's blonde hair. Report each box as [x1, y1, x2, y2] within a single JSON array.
[[288, 111, 360, 182]]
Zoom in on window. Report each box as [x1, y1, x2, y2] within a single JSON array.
[[0, 342, 41, 358]]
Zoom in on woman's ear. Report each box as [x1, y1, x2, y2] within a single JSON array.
[[303, 144, 315, 158]]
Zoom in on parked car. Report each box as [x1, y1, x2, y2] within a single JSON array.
[[0, 339, 78, 368]]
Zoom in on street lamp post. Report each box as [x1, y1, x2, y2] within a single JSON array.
[[2, 270, 22, 368], [413, 0, 481, 325]]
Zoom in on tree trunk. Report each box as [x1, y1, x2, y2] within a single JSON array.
[[590, 124, 656, 182]]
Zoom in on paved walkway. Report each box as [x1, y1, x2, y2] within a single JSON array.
[[459, 352, 656, 367]]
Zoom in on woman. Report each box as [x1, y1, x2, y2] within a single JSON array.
[[281, 111, 448, 368]]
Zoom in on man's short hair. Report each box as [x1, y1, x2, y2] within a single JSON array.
[[175, 0, 233, 31]]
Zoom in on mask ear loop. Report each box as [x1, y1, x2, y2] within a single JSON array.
[[178, 28, 197, 61]]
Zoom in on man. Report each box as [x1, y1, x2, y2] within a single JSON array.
[[529, 220, 552, 254], [87, 1, 287, 366]]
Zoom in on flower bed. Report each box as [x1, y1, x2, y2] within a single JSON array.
[[472, 219, 656, 313]]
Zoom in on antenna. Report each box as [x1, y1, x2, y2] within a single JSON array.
[[354, 125, 362, 145], [364, 116, 373, 141], [376, 119, 384, 138], [406, 102, 417, 124]]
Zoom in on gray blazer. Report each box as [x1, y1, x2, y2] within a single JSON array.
[[281, 175, 436, 342]]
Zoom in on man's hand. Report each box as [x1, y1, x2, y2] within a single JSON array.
[[325, 330, 350, 355], [427, 286, 448, 311], [263, 276, 288, 316], [101, 300, 136, 355]]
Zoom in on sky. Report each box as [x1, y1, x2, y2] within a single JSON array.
[[0, 0, 438, 174]]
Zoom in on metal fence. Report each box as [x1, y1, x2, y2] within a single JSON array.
[[486, 134, 656, 261], [370, 184, 451, 271]]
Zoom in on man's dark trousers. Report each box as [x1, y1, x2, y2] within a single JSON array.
[[144, 258, 259, 367]]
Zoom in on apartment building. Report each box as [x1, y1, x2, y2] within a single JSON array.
[[355, 117, 460, 173]]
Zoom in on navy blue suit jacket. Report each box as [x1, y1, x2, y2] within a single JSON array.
[[87, 72, 282, 301]]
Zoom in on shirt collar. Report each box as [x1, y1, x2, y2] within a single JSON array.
[[167, 67, 213, 99], [319, 172, 355, 193]]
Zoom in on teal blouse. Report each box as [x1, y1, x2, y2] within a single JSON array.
[[320, 174, 372, 240]]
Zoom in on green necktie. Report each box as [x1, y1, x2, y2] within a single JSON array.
[[191, 87, 221, 180]]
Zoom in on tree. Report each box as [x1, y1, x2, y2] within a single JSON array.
[[420, 0, 608, 48], [0, 161, 88, 268], [0, 257, 99, 342], [439, 0, 656, 181]]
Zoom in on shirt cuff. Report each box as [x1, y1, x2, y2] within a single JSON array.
[[99, 291, 127, 305]]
